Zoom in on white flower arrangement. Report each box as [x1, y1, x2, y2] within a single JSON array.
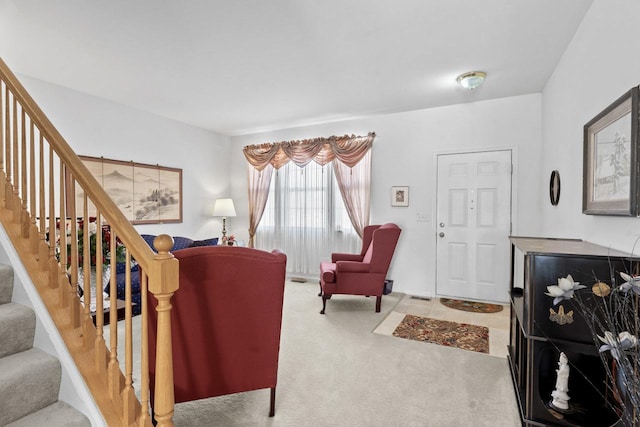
[[545, 270, 640, 425], [619, 272, 640, 295], [545, 274, 586, 305], [598, 330, 638, 361]]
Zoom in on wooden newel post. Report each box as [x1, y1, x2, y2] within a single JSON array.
[[148, 234, 179, 427]]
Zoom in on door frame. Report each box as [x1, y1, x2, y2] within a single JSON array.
[[431, 146, 519, 301]]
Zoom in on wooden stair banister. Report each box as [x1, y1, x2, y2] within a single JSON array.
[[0, 56, 178, 426]]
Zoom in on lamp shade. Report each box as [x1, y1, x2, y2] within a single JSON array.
[[213, 198, 236, 217]]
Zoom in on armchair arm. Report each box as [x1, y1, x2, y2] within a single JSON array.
[[336, 261, 370, 273], [332, 253, 364, 263]]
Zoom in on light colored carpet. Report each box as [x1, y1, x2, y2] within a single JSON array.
[[109, 282, 520, 426]]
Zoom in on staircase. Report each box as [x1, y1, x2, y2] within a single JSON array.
[[0, 262, 90, 426], [0, 56, 178, 426]]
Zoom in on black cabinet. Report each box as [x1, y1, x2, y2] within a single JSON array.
[[508, 237, 635, 427]]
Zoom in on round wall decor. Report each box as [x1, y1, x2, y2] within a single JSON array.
[[550, 170, 560, 206]]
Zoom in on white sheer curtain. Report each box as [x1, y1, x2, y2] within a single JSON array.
[[256, 161, 360, 277], [333, 150, 371, 238]]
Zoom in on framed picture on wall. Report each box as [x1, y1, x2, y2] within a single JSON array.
[[391, 186, 409, 207], [583, 86, 640, 216], [68, 156, 183, 224]]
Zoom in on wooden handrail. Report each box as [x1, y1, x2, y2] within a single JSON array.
[[0, 58, 156, 272], [0, 56, 177, 426]]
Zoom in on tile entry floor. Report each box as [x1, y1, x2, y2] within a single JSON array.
[[374, 293, 510, 357]]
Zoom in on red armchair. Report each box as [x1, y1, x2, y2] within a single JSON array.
[[147, 246, 287, 418], [319, 223, 401, 314]]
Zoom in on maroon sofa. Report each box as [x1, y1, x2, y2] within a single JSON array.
[[147, 245, 287, 418]]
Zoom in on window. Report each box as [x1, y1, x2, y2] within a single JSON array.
[[256, 161, 359, 277]]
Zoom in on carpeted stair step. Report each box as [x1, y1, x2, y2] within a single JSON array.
[[0, 263, 14, 304], [0, 347, 62, 426], [0, 303, 36, 358], [5, 401, 91, 427]]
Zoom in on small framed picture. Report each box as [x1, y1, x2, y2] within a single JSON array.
[[391, 186, 409, 207]]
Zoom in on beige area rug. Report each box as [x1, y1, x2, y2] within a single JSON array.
[[374, 295, 510, 358], [392, 314, 490, 354]]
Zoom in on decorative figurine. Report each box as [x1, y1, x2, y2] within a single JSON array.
[[549, 305, 574, 325], [550, 352, 571, 412]]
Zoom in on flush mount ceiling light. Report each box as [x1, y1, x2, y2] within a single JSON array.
[[456, 71, 487, 90]]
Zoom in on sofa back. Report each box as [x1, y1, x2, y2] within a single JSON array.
[[147, 246, 287, 405]]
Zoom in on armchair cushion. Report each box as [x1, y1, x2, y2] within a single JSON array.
[[320, 261, 336, 283], [336, 261, 370, 273], [331, 253, 364, 263]]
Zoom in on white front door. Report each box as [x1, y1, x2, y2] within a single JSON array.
[[436, 150, 512, 303]]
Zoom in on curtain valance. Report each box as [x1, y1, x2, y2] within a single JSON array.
[[243, 132, 375, 171]]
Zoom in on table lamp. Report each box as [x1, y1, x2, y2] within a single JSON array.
[[213, 198, 236, 242]]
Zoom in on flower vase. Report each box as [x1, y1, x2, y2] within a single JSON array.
[[75, 265, 110, 297], [76, 266, 96, 297], [101, 264, 111, 286], [75, 265, 112, 313], [76, 267, 84, 297]]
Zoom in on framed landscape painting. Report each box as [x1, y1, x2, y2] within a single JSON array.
[[72, 156, 183, 224], [583, 87, 640, 216]]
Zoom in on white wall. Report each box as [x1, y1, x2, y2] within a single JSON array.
[[541, 0, 640, 252], [230, 93, 543, 297], [17, 75, 232, 240], [14, 58, 546, 299]]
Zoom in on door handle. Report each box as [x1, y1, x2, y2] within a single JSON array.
[[439, 232, 445, 238]]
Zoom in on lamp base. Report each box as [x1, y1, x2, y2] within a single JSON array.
[[220, 217, 227, 244]]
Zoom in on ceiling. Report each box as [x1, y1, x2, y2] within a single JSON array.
[[0, 0, 593, 136]]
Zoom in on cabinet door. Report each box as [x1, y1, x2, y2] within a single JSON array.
[[529, 255, 631, 344], [528, 340, 620, 426]]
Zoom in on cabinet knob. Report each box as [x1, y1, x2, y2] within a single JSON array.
[[439, 232, 445, 238]]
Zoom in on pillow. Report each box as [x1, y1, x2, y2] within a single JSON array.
[[190, 237, 219, 247], [141, 234, 157, 251], [172, 236, 194, 251], [115, 260, 139, 274], [115, 262, 128, 274], [142, 234, 193, 251]]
